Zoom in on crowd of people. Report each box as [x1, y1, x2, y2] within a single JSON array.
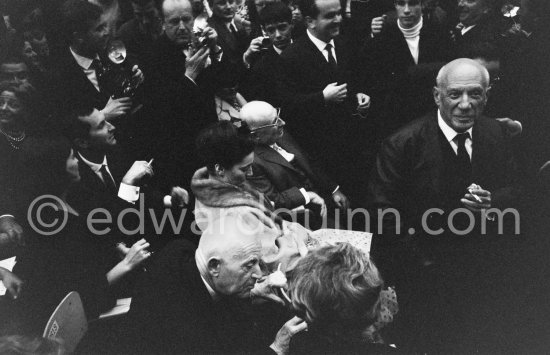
[[0, 0, 549, 353]]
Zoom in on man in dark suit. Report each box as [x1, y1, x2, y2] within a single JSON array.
[[50, 0, 144, 119], [242, 101, 349, 216], [66, 106, 189, 250], [279, 0, 371, 202], [145, 0, 224, 191], [206, 0, 250, 66], [366, 0, 454, 135], [126, 214, 288, 354], [451, 0, 505, 56], [367, 58, 521, 352]]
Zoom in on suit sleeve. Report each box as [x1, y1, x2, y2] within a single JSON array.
[[248, 163, 307, 210], [279, 53, 326, 112]]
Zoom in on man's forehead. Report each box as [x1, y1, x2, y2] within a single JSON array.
[[163, 0, 192, 17], [316, 0, 341, 13], [231, 239, 262, 261]]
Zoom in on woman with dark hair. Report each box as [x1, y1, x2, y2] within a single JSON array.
[[271, 243, 398, 354], [0, 81, 37, 224], [191, 121, 309, 273]]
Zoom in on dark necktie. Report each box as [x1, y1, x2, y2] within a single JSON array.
[[455, 132, 471, 184], [91, 58, 107, 92], [452, 23, 464, 42], [230, 23, 239, 39], [325, 43, 337, 71], [99, 164, 117, 194]]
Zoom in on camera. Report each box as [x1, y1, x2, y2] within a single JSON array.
[[260, 37, 271, 51], [192, 29, 209, 49]]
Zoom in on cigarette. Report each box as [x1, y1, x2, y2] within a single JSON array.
[[468, 188, 483, 203], [147, 158, 154, 167]]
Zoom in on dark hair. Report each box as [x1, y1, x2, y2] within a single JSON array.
[[0, 80, 36, 129], [196, 121, 254, 174], [58, 0, 103, 42], [61, 105, 97, 142], [131, 0, 162, 8], [259, 2, 292, 26], [299, 0, 320, 19]]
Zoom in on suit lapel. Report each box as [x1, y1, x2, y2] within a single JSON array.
[[256, 145, 302, 174], [303, 36, 337, 78]]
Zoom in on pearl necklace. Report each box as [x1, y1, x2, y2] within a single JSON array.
[[0, 128, 26, 150]]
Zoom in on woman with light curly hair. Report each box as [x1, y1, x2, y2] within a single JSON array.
[[270, 243, 398, 354]]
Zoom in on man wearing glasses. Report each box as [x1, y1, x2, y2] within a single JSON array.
[[242, 101, 350, 226]]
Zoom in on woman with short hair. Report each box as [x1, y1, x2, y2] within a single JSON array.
[[271, 243, 398, 354]]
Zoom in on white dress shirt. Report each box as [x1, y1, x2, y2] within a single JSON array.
[[270, 143, 310, 204], [307, 29, 337, 64], [78, 152, 140, 203]]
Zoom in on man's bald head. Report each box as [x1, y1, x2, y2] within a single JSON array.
[[433, 58, 489, 133], [196, 213, 263, 298], [162, 0, 192, 15], [240, 101, 285, 145], [436, 58, 490, 89], [161, 0, 194, 47]]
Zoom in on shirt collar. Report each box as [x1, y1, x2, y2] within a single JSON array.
[[307, 29, 335, 54], [69, 47, 98, 70], [461, 24, 476, 35], [225, 19, 237, 31], [437, 110, 473, 143], [78, 152, 108, 173]]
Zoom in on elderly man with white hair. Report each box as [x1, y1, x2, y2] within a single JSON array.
[[367, 58, 521, 352], [127, 212, 290, 353], [241, 101, 349, 226]]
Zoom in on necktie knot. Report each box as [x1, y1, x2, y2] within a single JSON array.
[[455, 132, 470, 146], [325, 43, 333, 51]]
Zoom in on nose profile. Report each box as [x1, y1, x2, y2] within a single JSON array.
[[458, 93, 472, 110]]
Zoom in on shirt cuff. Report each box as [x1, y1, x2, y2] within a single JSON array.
[[163, 195, 172, 207], [185, 74, 198, 85], [299, 188, 310, 204], [118, 183, 140, 203], [332, 185, 340, 194], [211, 46, 223, 62]]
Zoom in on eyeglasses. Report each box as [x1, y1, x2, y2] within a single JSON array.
[[250, 108, 282, 132], [263, 23, 291, 35]]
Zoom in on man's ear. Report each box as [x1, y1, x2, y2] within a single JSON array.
[[74, 137, 89, 150], [214, 163, 224, 177], [207, 257, 221, 278], [433, 86, 441, 107]]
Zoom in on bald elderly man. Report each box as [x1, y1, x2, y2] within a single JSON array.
[[126, 213, 289, 353], [242, 101, 350, 221], [367, 58, 520, 352]]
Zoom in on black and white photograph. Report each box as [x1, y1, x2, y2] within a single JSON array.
[[0, 0, 549, 353]]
